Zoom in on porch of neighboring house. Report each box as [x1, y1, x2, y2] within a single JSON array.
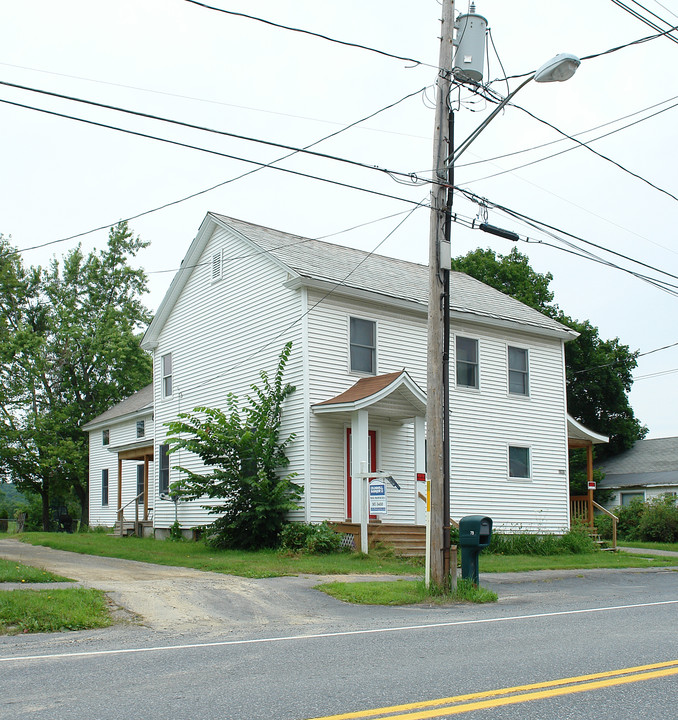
[[110, 443, 154, 536], [567, 416, 618, 548]]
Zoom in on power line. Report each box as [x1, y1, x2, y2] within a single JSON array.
[[0, 80, 431, 189], [183, 0, 435, 69], [610, 0, 678, 43], [4, 88, 430, 255]]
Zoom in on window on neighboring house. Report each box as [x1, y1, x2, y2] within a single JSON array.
[[162, 353, 173, 397], [456, 336, 478, 388], [349, 317, 376, 374], [136, 420, 145, 438], [211, 250, 222, 282], [101, 469, 109, 506], [136, 464, 145, 501], [102, 429, 110, 446], [621, 491, 644, 505], [159, 444, 170, 495], [508, 346, 529, 396], [509, 446, 531, 479]]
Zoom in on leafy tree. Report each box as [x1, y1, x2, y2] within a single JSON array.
[[0, 224, 152, 528], [165, 343, 302, 550], [451, 247, 646, 466]]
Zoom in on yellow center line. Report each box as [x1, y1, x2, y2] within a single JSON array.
[[307, 660, 678, 720]]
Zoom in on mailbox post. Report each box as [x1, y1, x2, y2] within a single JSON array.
[[458, 515, 493, 586]]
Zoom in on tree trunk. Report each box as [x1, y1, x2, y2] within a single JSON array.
[[40, 487, 50, 531], [74, 481, 88, 527]]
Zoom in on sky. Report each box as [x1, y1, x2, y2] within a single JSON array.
[[1, 0, 677, 439]]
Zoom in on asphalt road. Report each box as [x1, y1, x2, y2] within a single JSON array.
[[1, 540, 676, 719]]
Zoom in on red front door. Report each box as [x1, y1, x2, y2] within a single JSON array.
[[346, 428, 377, 521]]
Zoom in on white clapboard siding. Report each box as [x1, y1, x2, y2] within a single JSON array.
[[87, 411, 153, 527], [150, 224, 305, 530]]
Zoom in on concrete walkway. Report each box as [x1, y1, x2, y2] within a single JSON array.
[[617, 545, 678, 557]]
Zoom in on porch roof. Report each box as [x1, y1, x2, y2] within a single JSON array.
[[108, 441, 155, 461], [567, 415, 609, 448], [312, 370, 426, 419]]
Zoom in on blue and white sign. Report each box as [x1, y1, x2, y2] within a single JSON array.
[[369, 480, 387, 514]]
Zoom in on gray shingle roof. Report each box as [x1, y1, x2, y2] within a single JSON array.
[[214, 214, 574, 337], [82, 385, 153, 429], [597, 471, 678, 489], [596, 437, 678, 475]]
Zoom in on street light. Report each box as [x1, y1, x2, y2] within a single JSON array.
[[426, 3, 580, 590], [452, 53, 580, 163]]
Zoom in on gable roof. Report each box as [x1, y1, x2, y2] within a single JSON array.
[[142, 213, 576, 349], [82, 384, 153, 430], [596, 437, 678, 475]]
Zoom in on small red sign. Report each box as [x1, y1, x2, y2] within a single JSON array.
[[588, 481, 596, 490], [417, 473, 426, 482]]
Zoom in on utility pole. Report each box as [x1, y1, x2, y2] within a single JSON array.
[[427, 0, 455, 589]]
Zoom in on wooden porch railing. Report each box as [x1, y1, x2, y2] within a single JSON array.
[[570, 495, 618, 550], [117, 493, 151, 537]]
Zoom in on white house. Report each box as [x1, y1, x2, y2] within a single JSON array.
[[596, 437, 678, 509], [87, 213, 591, 538]]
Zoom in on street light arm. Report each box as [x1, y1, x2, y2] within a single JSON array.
[[450, 74, 534, 164]]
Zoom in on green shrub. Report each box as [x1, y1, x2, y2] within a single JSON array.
[[615, 497, 646, 540], [279, 521, 342, 554], [594, 513, 613, 540], [637, 495, 678, 542]]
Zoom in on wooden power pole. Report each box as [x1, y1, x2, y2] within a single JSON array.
[[427, 0, 455, 589]]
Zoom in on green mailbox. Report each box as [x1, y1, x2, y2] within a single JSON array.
[[458, 515, 493, 585]]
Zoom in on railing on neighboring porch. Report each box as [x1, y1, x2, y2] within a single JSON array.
[[570, 495, 618, 550], [117, 493, 152, 537]]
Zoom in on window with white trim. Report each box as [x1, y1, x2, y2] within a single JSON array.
[[509, 446, 531, 479], [101, 469, 109, 506], [136, 464, 145, 500], [102, 429, 110, 446], [159, 444, 170, 495], [456, 336, 478, 388], [161, 353, 173, 397], [136, 420, 145, 438], [349, 317, 376, 374], [508, 346, 529, 396]]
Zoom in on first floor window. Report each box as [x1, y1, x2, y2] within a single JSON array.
[[509, 446, 530, 479], [159, 444, 170, 495], [162, 353, 173, 397], [102, 469, 109, 506], [136, 464, 145, 500], [508, 346, 529, 396], [456, 336, 478, 388], [350, 317, 376, 374], [621, 491, 644, 505]]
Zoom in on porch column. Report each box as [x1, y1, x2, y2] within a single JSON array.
[[414, 415, 427, 525], [351, 409, 369, 552], [143, 455, 150, 521], [587, 444, 594, 528]]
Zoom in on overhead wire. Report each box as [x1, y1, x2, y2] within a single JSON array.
[[3, 86, 431, 255], [0, 80, 431, 189], [609, 0, 678, 43], [183, 0, 436, 69]]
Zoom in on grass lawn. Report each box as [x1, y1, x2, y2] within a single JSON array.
[[0, 558, 71, 583], [0, 588, 111, 635], [615, 540, 678, 553], [16, 532, 678, 577], [17, 532, 423, 578]]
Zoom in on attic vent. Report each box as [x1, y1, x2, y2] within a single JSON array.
[[211, 250, 222, 282]]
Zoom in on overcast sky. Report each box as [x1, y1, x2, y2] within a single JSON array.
[[2, 0, 677, 439]]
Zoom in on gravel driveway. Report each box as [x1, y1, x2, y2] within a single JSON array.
[[0, 538, 368, 633]]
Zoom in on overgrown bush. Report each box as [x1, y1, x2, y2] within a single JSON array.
[[166, 343, 302, 550], [637, 495, 678, 542], [279, 521, 342, 554], [615, 497, 646, 540]]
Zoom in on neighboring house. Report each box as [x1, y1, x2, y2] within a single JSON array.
[[87, 213, 587, 537], [84, 385, 154, 528], [596, 437, 678, 509]]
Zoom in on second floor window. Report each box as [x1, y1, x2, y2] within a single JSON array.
[[350, 317, 376, 374], [508, 346, 529, 396], [456, 336, 478, 388], [102, 429, 110, 446], [136, 420, 145, 438], [162, 353, 173, 397]]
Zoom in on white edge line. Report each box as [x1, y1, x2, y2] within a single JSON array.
[[2, 599, 677, 664]]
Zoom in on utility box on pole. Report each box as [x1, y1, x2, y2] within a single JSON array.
[[453, 4, 487, 83]]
